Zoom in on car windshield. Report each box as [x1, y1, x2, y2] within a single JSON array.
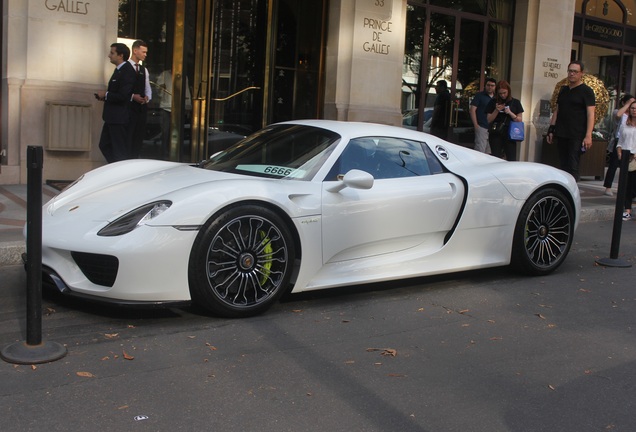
[[200, 124, 341, 180]]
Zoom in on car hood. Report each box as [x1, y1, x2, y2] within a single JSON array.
[[46, 159, 243, 221]]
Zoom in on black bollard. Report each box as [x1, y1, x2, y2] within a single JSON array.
[[596, 150, 632, 268], [26, 145, 44, 345], [1, 146, 67, 364]]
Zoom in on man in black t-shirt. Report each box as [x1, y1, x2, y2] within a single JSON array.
[[546, 60, 596, 181]]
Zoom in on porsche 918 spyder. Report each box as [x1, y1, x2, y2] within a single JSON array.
[[39, 120, 580, 317]]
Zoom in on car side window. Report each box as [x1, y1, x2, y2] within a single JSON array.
[[326, 137, 442, 180]]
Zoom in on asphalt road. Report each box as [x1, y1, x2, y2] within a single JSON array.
[[1, 220, 635, 432]]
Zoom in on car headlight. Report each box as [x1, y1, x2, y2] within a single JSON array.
[[97, 201, 172, 237]]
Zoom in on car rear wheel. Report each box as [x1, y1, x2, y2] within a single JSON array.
[[189, 205, 295, 317], [511, 188, 574, 275]]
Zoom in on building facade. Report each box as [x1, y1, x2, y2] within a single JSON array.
[[1, 0, 635, 184]]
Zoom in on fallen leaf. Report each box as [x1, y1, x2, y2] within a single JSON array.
[[104, 333, 119, 339], [417, 308, 425, 312], [341, 320, 350, 323], [487, 320, 496, 324], [344, 360, 355, 364], [387, 373, 406, 378], [118, 405, 129, 410], [584, 369, 593, 375], [579, 288, 590, 293], [458, 309, 469, 314], [535, 313, 546, 320], [127, 324, 136, 329], [101, 356, 110, 361], [77, 371, 95, 378], [461, 324, 470, 327], [187, 336, 196, 339], [123, 350, 135, 360], [205, 343, 217, 351], [45, 307, 56, 316], [292, 309, 303, 313], [31, 365, 37, 370], [548, 384, 556, 391], [489, 337, 503, 341], [366, 347, 397, 356]]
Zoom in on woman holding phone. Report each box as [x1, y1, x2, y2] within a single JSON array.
[[486, 80, 524, 161]]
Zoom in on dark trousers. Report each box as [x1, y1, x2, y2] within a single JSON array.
[[624, 169, 636, 211], [603, 140, 619, 188], [556, 136, 582, 181], [99, 123, 129, 163], [489, 133, 517, 161], [128, 103, 148, 158]]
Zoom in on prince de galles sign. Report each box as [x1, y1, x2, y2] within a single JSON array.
[[45, 0, 90, 15]]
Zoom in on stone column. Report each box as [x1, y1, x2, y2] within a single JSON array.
[[1, 0, 118, 184], [324, 0, 406, 126]]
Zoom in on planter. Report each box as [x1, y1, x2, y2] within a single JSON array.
[[540, 137, 606, 179]]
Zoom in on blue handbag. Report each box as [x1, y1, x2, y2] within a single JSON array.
[[509, 121, 524, 141]]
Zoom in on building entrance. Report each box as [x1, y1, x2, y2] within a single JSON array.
[[119, 0, 326, 163]]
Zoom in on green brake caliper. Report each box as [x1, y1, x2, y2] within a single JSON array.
[[259, 231, 273, 285]]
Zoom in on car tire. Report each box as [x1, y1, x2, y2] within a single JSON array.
[[188, 205, 295, 317], [511, 187, 575, 275]]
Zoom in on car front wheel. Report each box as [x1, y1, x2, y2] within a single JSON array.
[[189, 205, 295, 317], [511, 188, 575, 275]]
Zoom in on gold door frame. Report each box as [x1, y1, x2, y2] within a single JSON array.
[[168, 0, 213, 163], [169, 0, 186, 162], [190, 0, 213, 163]]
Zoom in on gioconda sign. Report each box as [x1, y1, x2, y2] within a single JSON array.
[[45, 0, 90, 15]]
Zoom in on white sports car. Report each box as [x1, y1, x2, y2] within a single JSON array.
[[40, 120, 580, 317]]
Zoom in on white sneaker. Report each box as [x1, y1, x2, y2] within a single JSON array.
[[604, 189, 614, 197], [623, 212, 632, 221]]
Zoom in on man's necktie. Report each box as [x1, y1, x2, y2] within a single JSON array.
[[135, 63, 139, 73]]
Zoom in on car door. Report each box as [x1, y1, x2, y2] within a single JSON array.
[[321, 137, 465, 264]]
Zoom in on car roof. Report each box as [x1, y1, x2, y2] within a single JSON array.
[[277, 119, 435, 142]]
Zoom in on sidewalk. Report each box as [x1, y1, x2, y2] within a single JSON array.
[[0, 179, 621, 267], [0, 184, 59, 266]]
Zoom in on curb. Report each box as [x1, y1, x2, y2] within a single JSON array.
[[578, 206, 615, 223]]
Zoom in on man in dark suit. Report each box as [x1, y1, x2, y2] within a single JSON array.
[[96, 43, 136, 163], [128, 39, 152, 158]]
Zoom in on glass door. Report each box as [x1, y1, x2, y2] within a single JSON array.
[[198, 0, 326, 161], [205, 0, 269, 159], [426, 12, 485, 145], [402, 3, 513, 148]]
